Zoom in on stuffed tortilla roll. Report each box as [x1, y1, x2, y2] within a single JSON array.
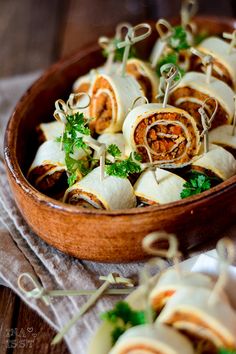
[[158, 287, 236, 350], [126, 58, 159, 102], [28, 140, 67, 193], [123, 103, 200, 168], [89, 74, 144, 134], [209, 125, 236, 155], [72, 63, 120, 94], [94, 133, 126, 162], [37, 121, 64, 143], [63, 166, 136, 210], [134, 167, 186, 205], [192, 143, 236, 181], [169, 72, 234, 130], [192, 37, 236, 89], [109, 323, 194, 354], [149, 268, 214, 312]]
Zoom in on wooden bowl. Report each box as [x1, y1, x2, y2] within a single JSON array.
[[4, 16, 236, 262]]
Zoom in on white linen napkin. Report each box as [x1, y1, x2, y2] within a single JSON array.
[[0, 72, 235, 354]]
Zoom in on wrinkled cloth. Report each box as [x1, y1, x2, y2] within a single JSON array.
[[0, 73, 235, 354]]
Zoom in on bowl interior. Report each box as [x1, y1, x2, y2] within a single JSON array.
[[6, 16, 236, 203]]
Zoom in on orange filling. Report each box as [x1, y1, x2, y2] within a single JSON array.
[[169, 87, 229, 130], [119, 343, 163, 354], [74, 82, 90, 94], [151, 290, 175, 311], [90, 76, 117, 133], [191, 56, 233, 89], [165, 311, 235, 348], [134, 112, 198, 164]]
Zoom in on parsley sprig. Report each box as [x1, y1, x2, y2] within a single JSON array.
[[169, 26, 190, 52], [156, 52, 185, 77], [218, 349, 236, 354], [102, 38, 136, 62], [56, 112, 92, 186], [101, 301, 146, 344], [156, 25, 190, 78], [105, 145, 142, 178], [180, 172, 212, 199]]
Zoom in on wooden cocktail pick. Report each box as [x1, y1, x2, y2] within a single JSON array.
[[198, 97, 218, 153], [223, 30, 236, 54], [117, 23, 151, 77], [191, 47, 213, 84]]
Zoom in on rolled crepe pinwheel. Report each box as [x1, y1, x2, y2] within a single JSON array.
[[37, 121, 64, 143], [169, 71, 235, 130], [142, 231, 215, 312], [157, 287, 236, 350], [191, 34, 236, 89], [149, 268, 214, 312], [122, 103, 200, 168], [94, 133, 126, 162], [89, 73, 144, 134], [63, 166, 136, 210], [126, 58, 159, 102], [157, 237, 236, 351], [209, 125, 236, 154], [191, 143, 236, 180], [109, 323, 194, 354], [28, 140, 67, 194], [72, 64, 120, 95], [134, 167, 186, 205]]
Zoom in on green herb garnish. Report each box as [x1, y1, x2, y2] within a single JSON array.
[[105, 152, 142, 179], [194, 31, 208, 46], [156, 52, 185, 77], [218, 349, 236, 354], [102, 38, 136, 62], [180, 172, 212, 199], [57, 112, 91, 186], [107, 144, 122, 158], [101, 301, 146, 344], [169, 26, 190, 52]]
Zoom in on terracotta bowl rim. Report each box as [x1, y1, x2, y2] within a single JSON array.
[[4, 15, 236, 217]]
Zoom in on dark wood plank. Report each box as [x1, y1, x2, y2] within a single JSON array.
[[0, 0, 68, 77], [12, 299, 69, 354], [60, 0, 149, 57], [0, 286, 17, 353]]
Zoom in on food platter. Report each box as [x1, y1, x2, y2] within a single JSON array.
[[4, 16, 236, 262]]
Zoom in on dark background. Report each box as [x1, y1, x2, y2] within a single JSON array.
[[1, 0, 236, 77], [0, 0, 236, 353]]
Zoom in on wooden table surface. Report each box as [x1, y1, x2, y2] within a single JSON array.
[[0, 0, 235, 353]]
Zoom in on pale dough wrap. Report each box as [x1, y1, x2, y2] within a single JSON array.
[[209, 125, 236, 152], [169, 72, 234, 130], [28, 140, 66, 192], [94, 133, 126, 162], [63, 166, 136, 210], [126, 58, 159, 102], [38, 121, 64, 142], [109, 323, 194, 354], [149, 268, 214, 311], [194, 36, 236, 89], [89, 73, 144, 134], [122, 103, 200, 168], [73, 63, 120, 93], [134, 167, 186, 205], [157, 287, 236, 349], [192, 143, 236, 180], [73, 64, 121, 118]]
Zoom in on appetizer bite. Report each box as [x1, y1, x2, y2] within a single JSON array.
[[63, 166, 136, 210], [89, 234, 236, 354]]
